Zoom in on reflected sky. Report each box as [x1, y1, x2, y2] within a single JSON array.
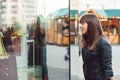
[[79, 0, 120, 10], [37, 0, 120, 17], [37, 0, 69, 17]]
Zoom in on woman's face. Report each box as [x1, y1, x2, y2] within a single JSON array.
[[79, 22, 88, 35]]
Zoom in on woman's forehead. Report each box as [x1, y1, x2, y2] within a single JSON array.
[[79, 18, 86, 23]]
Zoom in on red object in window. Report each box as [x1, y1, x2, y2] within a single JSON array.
[[108, 19, 119, 27]]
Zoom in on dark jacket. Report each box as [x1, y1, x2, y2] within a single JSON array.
[[82, 37, 113, 80]]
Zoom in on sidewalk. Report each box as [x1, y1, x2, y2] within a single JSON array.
[[48, 66, 69, 80]]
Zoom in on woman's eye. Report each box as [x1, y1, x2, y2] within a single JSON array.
[[82, 22, 85, 25], [79, 22, 85, 25]]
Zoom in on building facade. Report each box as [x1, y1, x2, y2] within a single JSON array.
[[1, 0, 37, 26]]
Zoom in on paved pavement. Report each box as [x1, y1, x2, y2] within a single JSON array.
[[46, 45, 69, 80], [48, 66, 69, 80], [46, 44, 120, 80], [111, 45, 120, 80]]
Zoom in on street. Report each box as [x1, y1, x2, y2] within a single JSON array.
[[46, 44, 120, 80]]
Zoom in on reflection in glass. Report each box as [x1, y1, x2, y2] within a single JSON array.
[[45, 1, 69, 80], [1, 0, 70, 80]]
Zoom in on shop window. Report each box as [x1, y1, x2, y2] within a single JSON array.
[[70, 20, 75, 32], [108, 19, 119, 34], [57, 19, 62, 33], [109, 25, 118, 34], [62, 19, 69, 34]]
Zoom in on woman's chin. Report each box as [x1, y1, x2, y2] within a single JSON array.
[[82, 33, 87, 35]]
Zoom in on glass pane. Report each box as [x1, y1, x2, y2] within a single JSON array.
[[1, 0, 120, 80], [44, 0, 69, 80], [70, 0, 120, 80], [69, 1, 82, 80], [1, 0, 69, 79]]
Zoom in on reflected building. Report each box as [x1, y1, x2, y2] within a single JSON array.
[[1, 0, 37, 26]]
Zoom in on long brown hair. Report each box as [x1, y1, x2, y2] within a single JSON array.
[[34, 16, 46, 47], [34, 16, 42, 47], [79, 13, 104, 50]]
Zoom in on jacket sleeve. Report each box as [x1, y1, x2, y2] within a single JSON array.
[[99, 42, 113, 80]]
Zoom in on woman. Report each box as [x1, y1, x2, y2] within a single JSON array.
[[79, 13, 114, 80], [34, 16, 48, 80]]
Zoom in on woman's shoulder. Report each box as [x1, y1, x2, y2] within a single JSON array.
[[96, 36, 111, 48]]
